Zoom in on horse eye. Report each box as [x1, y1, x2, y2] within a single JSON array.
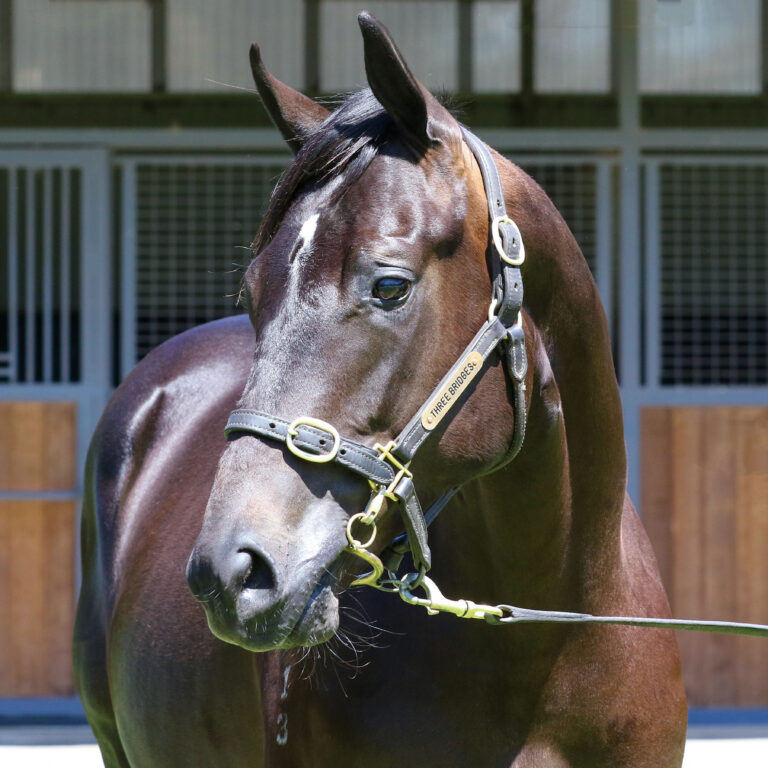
[[373, 276, 411, 302]]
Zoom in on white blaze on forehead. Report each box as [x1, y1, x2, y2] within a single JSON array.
[[294, 213, 319, 264], [299, 213, 319, 243]]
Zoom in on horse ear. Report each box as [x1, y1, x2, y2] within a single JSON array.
[[249, 43, 330, 154], [358, 12, 456, 150]]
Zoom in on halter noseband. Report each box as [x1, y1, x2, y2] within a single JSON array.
[[225, 127, 526, 589]]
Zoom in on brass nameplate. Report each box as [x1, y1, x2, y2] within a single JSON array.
[[421, 351, 484, 431]]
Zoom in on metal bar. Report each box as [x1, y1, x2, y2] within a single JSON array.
[[615, 0, 641, 507], [644, 161, 661, 389], [304, 0, 320, 92], [0, 0, 11, 92], [520, 0, 534, 98], [619, 387, 768, 407], [634, 153, 768, 165], [609, 0, 619, 96], [7, 166, 18, 381], [0, 383, 90, 400], [112, 153, 289, 166], [150, 0, 166, 93], [763, 0, 768, 94], [0, 490, 81, 502], [78, 150, 112, 484], [120, 161, 138, 379], [505, 152, 620, 164], [595, 160, 613, 344], [6, 127, 768, 152], [42, 168, 54, 382], [616, 0, 639, 132], [61, 169, 71, 382], [25, 169, 35, 382], [457, 0, 473, 92]]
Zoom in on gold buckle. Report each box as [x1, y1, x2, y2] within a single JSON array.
[[286, 416, 340, 463], [359, 441, 412, 526], [491, 215, 525, 266], [374, 440, 412, 501]]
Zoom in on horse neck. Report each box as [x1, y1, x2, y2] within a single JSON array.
[[429, 325, 576, 607], [432, 326, 622, 615], [431, 159, 628, 607], [505, 157, 626, 568]]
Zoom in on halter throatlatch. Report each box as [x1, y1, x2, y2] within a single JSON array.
[[226, 126, 527, 590], [224, 128, 768, 639]]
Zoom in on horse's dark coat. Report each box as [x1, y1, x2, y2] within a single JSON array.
[[74, 13, 687, 767]]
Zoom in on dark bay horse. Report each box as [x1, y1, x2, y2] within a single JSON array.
[[74, 13, 687, 767]]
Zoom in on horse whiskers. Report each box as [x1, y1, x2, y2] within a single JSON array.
[[321, 566, 344, 591], [195, 585, 223, 604]]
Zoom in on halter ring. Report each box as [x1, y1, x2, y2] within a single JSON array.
[[491, 215, 525, 266], [286, 416, 340, 463], [346, 512, 378, 550]]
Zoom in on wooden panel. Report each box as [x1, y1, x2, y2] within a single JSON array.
[[0, 402, 77, 490], [0, 501, 76, 696], [642, 407, 768, 707], [0, 401, 77, 696]]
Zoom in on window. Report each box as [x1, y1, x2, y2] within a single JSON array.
[[535, 0, 610, 93], [639, 0, 761, 94], [13, 0, 151, 92], [167, 0, 303, 92]]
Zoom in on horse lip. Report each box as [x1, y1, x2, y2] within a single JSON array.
[[278, 563, 342, 646], [282, 582, 339, 648], [229, 563, 342, 651], [294, 569, 335, 626]]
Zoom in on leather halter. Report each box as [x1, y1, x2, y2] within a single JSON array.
[[224, 129, 768, 640], [225, 127, 526, 578]]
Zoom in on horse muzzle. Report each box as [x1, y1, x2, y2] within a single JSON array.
[[186, 532, 341, 651]]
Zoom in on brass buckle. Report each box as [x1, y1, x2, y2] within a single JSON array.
[[374, 440, 412, 501], [344, 441, 412, 588], [358, 440, 413, 527], [491, 215, 525, 266], [286, 416, 340, 463]]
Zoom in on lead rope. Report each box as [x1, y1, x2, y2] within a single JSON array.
[[376, 572, 768, 637]]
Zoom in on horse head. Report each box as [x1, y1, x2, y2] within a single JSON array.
[[186, 13, 529, 651]]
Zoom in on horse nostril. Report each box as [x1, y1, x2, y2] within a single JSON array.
[[238, 548, 276, 592]]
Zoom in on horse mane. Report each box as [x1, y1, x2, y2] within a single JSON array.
[[253, 89, 395, 252]]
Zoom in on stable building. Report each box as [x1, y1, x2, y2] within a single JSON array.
[[1, 0, 767, 723]]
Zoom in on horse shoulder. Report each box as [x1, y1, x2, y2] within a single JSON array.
[[84, 314, 254, 577], [74, 315, 256, 764]]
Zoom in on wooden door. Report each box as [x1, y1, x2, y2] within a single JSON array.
[[0, 402, 77, 696], [642, 406, 768, 707]]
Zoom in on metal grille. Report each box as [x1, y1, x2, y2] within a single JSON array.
[[521, 163, 598, 275], [130, 159, 599, 361], [0, 166, 81, 383], [659, 164, 768, 385], [134, 162, 286, 359]]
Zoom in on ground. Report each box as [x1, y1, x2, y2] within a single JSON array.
[[0, 726, 766, 767]]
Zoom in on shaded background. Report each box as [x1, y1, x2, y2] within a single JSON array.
[[0, 0, 767, 725]]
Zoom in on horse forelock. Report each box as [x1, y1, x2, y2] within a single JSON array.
[[252, 89, 464, 255], [252, 90, 394, 254]]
